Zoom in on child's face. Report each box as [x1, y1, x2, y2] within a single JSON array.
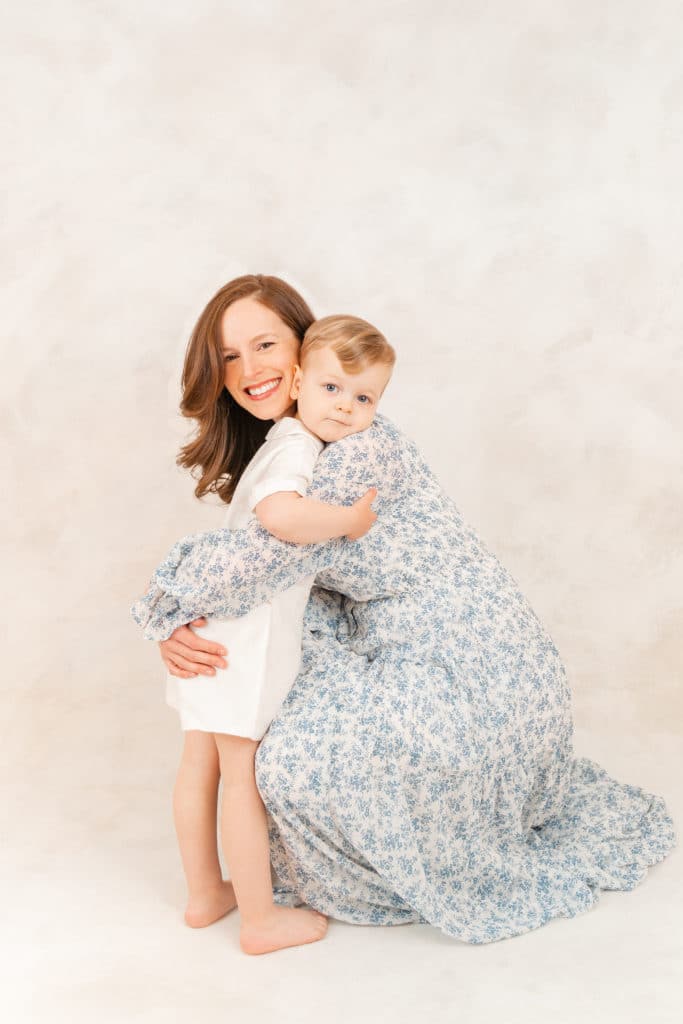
[[291, 347, 392, 443]]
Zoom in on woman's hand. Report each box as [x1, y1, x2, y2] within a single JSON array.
[[159, 619, 228, 679]]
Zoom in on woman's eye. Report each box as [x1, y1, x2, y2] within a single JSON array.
[[324, 383, 338, 393], [259, 341, 275, 350], [224, 354, 238, 362]]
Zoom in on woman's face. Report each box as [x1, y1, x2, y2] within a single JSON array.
[[221, 297, 300, 421]]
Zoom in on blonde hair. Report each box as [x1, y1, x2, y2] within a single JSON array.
[[301, 315, 395, 373]]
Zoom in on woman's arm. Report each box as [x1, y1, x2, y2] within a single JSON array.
[[155, 483, 377, 673], [132, 416, 414, 642], [131, 520, 346, 641], [254, 487, 377, 544]]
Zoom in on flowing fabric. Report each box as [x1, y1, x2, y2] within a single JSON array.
[[132, 415, 675, 942]]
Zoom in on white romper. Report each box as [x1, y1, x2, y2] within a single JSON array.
[[166, 416, 324, 740]]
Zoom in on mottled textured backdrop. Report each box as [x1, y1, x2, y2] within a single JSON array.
[[2, 0, 681, 794]]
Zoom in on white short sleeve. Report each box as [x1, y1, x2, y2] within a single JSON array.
[[246, 423, 323, 513]]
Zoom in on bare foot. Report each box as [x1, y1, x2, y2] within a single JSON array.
[[184, 880, 237, 928], [240, 907, 328, 955]]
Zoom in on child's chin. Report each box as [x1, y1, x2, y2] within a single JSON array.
[[320, 424, 353, 443]]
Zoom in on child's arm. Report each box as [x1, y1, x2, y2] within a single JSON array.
[[254, 487, 377, 544]]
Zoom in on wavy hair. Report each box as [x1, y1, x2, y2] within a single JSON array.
[[178, 274, 315, 503]]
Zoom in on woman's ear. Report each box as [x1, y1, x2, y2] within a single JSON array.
[[290, 365, 302, 400]]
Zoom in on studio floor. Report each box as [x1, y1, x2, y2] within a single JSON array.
[[3, 723, 681, 1024]]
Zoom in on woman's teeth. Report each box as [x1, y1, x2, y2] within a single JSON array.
[[246, 379, 280, 397]]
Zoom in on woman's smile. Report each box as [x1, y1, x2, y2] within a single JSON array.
[[243, 377, 282, 400]]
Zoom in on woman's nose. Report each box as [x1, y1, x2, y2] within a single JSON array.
[[241, 352, 260, 378]]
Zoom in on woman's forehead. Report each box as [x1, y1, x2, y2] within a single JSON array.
[[221, 297, 294, 345]]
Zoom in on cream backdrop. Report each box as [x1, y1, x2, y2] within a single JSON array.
[[2, 1, 682, 1019]]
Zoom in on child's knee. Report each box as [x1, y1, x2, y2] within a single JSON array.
[[214, 734, 259, 784], [182, 730, 220, 771]]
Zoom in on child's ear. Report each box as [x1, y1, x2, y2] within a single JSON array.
[[290, 365, 302, 400]]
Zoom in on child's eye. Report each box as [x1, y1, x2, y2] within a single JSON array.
[[324, 383, 338, 393], [357, 395, 371, 404]]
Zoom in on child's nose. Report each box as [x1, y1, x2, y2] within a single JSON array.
[[336, 396, 352, 412]]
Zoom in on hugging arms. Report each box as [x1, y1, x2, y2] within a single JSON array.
[[133, 415, 408, 642]]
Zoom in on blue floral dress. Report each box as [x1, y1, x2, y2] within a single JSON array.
[[132, 416, 675, 943]]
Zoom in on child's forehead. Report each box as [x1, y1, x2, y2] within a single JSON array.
[[302, 345, 383, 378], [302, 345, 344, 372]]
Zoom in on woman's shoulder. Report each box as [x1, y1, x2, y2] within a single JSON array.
[[313, 415, 432, 501], [324, 414, 422, 462]]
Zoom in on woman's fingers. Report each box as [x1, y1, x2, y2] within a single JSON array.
[[159, 642, 226, 675], [163, 646, 226, 676], [165, 625, 228, 667], [159, 648, 196, 678], [164, 658, 198, 679], [185, 632, 227, 658], [165, 640, 227, 671], [158, 623, 228, 675], [162, 645, 224, 674], [174, 624, 228, 661]]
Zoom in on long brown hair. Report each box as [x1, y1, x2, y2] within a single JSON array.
[[178, 274, 315, 502]]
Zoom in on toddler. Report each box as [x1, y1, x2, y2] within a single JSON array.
[[162, 314, 395, 954]]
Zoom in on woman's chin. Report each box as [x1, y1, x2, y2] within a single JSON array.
[[236, 391, 295, 421]]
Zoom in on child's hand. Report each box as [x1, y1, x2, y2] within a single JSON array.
[[346, 487, 378, 540]]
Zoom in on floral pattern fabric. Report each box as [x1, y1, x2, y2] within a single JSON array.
[[132, 415, 675, 943]]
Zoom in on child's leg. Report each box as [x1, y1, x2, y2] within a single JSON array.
[[214, 733, 328, 955], [173, 730, 236, 927]]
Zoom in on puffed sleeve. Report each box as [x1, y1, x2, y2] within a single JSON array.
[[131, 520, 344, 640], [131, 415, 416, 640]]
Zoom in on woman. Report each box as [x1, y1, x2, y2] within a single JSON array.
[[135, 276, 674, 943]]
